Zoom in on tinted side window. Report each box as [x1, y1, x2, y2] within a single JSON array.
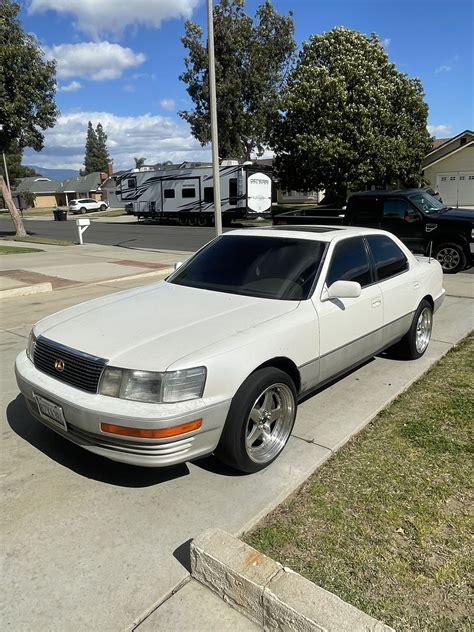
[[367, 235, 408, 281], [229, 178, 238, 205], [383, 199, 410, 218], [127, 178, 137, 189], [164, 189, 175, 199], [204, 187, 214, 203], [346, 197, 382, 227], [182, 188, 196, 198], [326, 237, 371, 287]]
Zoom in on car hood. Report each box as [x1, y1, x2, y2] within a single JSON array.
[[35, 281, 299, 371], [434, 208, 474, 221]]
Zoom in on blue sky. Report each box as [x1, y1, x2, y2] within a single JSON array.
[[20, 0, 473, 171]]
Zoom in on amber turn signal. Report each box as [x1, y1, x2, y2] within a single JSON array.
[[100, 419, 202, 439]]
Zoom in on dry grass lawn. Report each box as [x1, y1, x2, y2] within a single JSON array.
[[246, 334, 473, 631]]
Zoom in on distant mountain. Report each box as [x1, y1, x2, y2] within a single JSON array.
[[26, 166, 78, 180]]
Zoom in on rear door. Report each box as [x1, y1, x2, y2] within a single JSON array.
[[315, 236, 383, 383], [365, 234, 416, 347]]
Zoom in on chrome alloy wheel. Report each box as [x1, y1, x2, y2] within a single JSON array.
[[415, 307, 432, 354], [245, 383, 295, 464], [436, 247, 461, 271]]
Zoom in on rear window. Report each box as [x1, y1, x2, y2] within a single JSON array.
[[367, 235, 408, 280], [169, 235, 326, 300]]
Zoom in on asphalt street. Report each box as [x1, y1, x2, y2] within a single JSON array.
[[0, 216, 231, 252]]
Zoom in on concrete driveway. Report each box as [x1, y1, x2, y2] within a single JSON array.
[[1, 273, 472, 631]]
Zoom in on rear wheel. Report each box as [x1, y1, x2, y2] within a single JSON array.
[[433, 242, 467, 274], [197, 215, 207, 227], [178, 215, 187, 226], [100, 204, 107, 211], [390, 299, 433, 360], [216, 367, 297, 473], [187, 215, 197, 227], [80, 207, 86, 214]]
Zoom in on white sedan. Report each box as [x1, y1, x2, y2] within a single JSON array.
[[15, 226, 444, 473]]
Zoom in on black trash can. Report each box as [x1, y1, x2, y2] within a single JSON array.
[[53, 208, 67, 221]]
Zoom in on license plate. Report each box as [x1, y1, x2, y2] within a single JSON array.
[[34, 394, 67, 431]]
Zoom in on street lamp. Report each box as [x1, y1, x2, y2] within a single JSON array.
[[207, 0, 222, 236]]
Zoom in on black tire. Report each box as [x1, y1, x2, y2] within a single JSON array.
[[197, 215, 207, 227], [390, 299, 433, 360], [433, 242, 467, 274], [178, 215, 187, 226], [80, 207, 87, 214], [100, 204, 107, 211], [187, 216, 197, 227], [216, 367, 297, 473]]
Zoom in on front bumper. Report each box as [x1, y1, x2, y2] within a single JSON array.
[[15, 352, 231, 467]]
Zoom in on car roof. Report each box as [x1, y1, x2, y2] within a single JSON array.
[[349, 189, 421, 198], [226, 225, 386, 243]]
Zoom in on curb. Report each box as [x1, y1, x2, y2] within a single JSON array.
[[0, 281, 53, 299], [191, 529, 394, 632]]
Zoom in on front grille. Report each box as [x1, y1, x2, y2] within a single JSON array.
[[33, 336, 106, 393]]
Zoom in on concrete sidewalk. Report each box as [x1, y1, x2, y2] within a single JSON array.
[[0, 241, 191, 298]]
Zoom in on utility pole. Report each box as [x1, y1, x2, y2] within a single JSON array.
[[0, 124, 10, 191], [207, 0, 222, 236]]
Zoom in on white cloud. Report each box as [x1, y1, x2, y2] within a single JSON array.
[[435, 64, 452, 73], [43, 42, 145, 81], [23, 111, 210, 171], [29, 0, 200, 37], [160, 98, 176, 111], [58, 80, 81, 92], [381, 37, 391, 48], [427, 124, 453, 136], [122, 84, 136, 93]]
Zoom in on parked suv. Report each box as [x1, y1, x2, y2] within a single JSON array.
[[69, 198, 108, 214], [344, 190, 474, 273]]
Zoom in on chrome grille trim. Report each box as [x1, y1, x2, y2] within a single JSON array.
[[33, 336, 106, 393]]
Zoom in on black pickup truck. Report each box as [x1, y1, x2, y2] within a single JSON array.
[[273, 189, 474, 273]]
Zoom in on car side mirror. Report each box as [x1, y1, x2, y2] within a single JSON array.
[[323, 280, 362, 301], [174, 261, 183, 271]]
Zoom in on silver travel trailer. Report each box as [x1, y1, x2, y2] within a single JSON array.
[[115, 161, 273, 226]]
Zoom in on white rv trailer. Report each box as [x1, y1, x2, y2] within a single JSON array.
[[115, 161, 273, 226]]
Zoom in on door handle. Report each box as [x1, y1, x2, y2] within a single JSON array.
[[413, 282, 420, 289], [371, 298, 382, 308]]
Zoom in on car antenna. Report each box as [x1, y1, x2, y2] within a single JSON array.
[[428, 240, 433, 263]]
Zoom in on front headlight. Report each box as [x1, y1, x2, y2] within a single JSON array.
[[99, 366, 206, 403], [26, 330, 36, 361]]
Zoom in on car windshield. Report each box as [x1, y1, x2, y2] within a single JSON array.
[[169, 235, 326, 300], [409, 192, 448, 214]]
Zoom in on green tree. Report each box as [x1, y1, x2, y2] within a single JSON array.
[[82, 122, 110, 174], [134, 156, 146, 169], [0, 0, 58, 235], [274, 27, 432, 197], [179, 0, 295, 160]]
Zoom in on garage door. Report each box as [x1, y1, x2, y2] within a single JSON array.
[[437, 172, 474, 206]]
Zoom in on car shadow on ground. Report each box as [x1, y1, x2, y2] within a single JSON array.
[[7, 394, 190, 488]]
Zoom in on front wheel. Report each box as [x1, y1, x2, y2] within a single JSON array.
[[100, 204, 107, 211], [433, 242, 467, 274], [80, 207, 87, 214], [216, 367, 297, 473]]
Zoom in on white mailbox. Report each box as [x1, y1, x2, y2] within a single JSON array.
[[76, 217, 90, 244]]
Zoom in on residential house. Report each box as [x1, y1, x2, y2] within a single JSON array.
[[13, 172, 107, 208], [422, 130, 474, 207]]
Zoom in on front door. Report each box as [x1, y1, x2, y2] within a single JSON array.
[[315, 237, 384, 383], [381, 197, 425, 252]]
